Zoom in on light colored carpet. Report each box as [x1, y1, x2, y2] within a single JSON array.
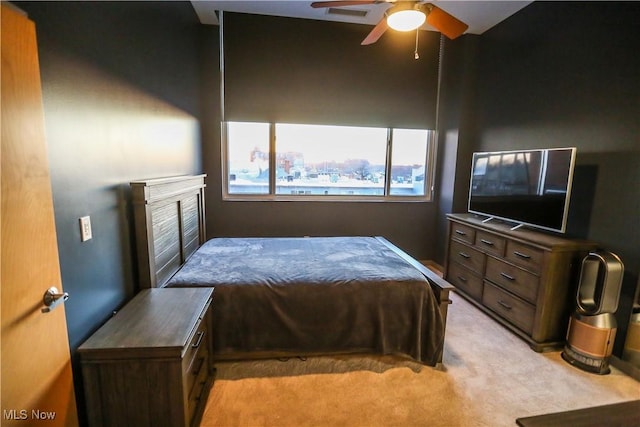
[[200, 293, 639, 427]]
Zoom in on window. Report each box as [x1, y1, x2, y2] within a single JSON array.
[[275, 124, 387, 196], [226, 122, 270, 194], [389, 128, 430, 197], [224, 122, 435, 201]]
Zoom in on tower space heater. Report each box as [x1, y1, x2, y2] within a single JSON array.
[[562, 251, 624, 374]]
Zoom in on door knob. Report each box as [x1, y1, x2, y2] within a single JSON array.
[[42, 286, 69, 313]]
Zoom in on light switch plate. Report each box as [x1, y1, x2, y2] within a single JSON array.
[[80, 216, 92, 242]]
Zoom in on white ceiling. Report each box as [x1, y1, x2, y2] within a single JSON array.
[[191, 1, 533, 36]]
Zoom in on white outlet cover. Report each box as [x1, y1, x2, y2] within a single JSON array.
[[80, 216, 92, 242]]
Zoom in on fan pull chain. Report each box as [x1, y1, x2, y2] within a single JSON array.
[[414, 29, 420, 60]]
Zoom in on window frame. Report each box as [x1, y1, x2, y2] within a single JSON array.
[[222, 121, 436, 202]]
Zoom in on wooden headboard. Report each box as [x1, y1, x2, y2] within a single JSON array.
[[131, 175, 206, 288]]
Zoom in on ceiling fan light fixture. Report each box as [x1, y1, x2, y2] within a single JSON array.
[[387, 9, 426, 32]]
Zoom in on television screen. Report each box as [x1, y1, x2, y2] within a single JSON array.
[[468, 147, 577, 233]]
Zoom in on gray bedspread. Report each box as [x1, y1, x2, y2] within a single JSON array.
[[166, 236, 445, 365]]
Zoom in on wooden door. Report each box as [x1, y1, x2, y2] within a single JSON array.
[[1, 4, 79, 426]]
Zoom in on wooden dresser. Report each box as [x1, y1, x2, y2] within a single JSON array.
[[79, 288, 214, 427], [444, 213, 597, 351]]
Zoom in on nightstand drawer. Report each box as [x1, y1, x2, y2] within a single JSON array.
[[183, 306, 210, 371], [451, 222, 476, 245], [505, 240, 544, 274], [448, 262, 484, 301], [483, 282, 535, 335], [187, 351, 210, 425], [183, 316, 210, 401], [475, 230, 506, 257], [486, 257, 539, 304], [449, 240, 485, 275]]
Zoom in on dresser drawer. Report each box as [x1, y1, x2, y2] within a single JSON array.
[[475, 230, 506, 257], [447, 262, 484, 301], [449, 240, 485, 275], [505, 240, 544, 274], [450, 222, 476, 245], [483, 282, 535, 335], [485, 256, 539, 304]]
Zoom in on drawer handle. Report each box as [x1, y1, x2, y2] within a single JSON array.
[[513, 251, 531, 259], [458, 251, 471, 259], [497, 300, 513, 310], [455, 229, 467, 236], [192, 331, 205, 349], [500, 272, 516, 281], [192, 381, 208, 403], [480, 239, 494, 246], [192, 356, 205, 376], [456, 275, 468, 283]]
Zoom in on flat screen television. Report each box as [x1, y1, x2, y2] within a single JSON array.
[[468, 147, 577, 233]]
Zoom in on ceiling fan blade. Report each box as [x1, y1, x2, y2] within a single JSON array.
[[311, 1, 376, 8], [425, 4, 469, 39], [361, 17, 389, 45]]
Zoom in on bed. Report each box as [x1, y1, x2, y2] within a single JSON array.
[[131, 175, 454, 366]]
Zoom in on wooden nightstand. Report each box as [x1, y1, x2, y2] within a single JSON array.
[[78, 288, 214, 427]]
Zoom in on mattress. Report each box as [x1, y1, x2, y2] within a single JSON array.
[[166, 236, 445, 365]]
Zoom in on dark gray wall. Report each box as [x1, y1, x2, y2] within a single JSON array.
[[444, 2, 640, 357], [434, 35, 481, 263], [16, 2, 203, 422], [20, 0, 203, 350]]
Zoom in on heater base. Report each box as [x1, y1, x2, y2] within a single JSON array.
[[562, 345, 611, 375], [562, 312, 617, 375]]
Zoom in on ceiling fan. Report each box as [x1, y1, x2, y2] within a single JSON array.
[[311, 1, 469, 45]]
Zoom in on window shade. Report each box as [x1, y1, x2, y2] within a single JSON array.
[[222, 12, 440, 129]]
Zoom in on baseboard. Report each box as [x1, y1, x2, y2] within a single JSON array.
[[610, 355, 640, 382]]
